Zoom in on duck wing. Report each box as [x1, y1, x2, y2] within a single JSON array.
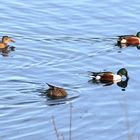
[[90, 71, 113, 77], [46, 83, 55, 89]]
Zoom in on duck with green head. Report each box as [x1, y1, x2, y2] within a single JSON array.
[[90, 68, 129, 83], [117, 32, 140, 46]]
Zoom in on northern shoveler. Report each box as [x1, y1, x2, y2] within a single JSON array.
[[117, 32, 140, 46], [90, 68, 129, 83], [0, 36, 15, 49], [45, 83, 67, 99]]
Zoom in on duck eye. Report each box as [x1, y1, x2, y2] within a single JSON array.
[[4, 37, 8, 40]]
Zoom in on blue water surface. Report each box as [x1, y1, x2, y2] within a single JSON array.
[[0, 0, 140, 140]]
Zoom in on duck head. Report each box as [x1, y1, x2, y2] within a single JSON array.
[[117, 68, 129, 79], [136, 32, 140, 38], [2, 36, 15, 44]]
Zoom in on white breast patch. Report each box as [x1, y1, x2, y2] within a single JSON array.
[[96, 75, 101, 80], [113, 75, 122, 82]]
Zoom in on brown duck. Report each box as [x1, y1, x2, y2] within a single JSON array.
[[46, 83, 67, 99], [0, 36, 15, 49]]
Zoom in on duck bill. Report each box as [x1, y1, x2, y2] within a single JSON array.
[[126, 76, 129, 80], [11, 39, 15, 43]]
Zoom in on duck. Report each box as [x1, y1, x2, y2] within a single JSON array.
[[0, 36, 15, 49], [90, 68, 129, 83], [117, 32, 140, 46], [45, 83, 67, 99]]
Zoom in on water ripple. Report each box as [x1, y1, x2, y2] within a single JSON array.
[[0, 0, 140, 140]]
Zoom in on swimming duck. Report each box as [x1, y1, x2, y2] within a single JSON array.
[[45, 83, 67, 99], [0, 36, 15, 49], [90, 68, 129, 83], [117, 32, 140, 46]]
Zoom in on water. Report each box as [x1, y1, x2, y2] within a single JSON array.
[[0, 0, 140, 140]]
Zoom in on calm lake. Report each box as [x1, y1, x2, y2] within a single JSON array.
[[0, 0, 140, 140]]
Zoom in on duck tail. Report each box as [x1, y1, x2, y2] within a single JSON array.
[[91, 72, 100, 77], [46, 83, 55, 89], [117, 37, 122, 46], [88, 71, 100, 78]]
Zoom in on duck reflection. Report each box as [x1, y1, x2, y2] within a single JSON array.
[[117, 43, 140, 50], [0, 46, 16, 57], [89, 68, 129, 90], [117, 78, 129, 90]]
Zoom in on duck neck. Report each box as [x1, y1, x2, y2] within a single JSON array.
[[113, 74, 122, 82]]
